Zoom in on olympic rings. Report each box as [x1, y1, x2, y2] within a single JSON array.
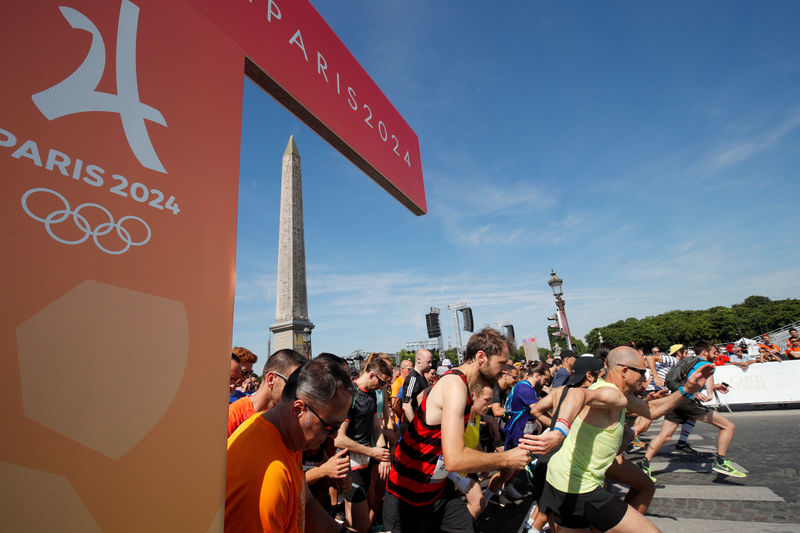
[[21, 187, 151, 255]]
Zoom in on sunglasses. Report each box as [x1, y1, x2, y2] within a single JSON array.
[[376, 375, 388, 387], [303, 400, 342, 433], [615, 363, 647, 377]]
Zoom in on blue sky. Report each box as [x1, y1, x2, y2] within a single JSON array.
[[233, 0, 800, 372]]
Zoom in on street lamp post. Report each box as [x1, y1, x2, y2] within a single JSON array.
[[548, 269, 573, 351]]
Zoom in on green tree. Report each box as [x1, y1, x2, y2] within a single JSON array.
[[443, 347, 459, 361], [571, 337, 589, 355], [509, 345, 526, 363], [396, 349, 414, 363], [582, 296, 800, 349]]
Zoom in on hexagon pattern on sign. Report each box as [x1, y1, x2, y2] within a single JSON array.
[[0, 462, 102, 532], [15, 280, 188, 459]]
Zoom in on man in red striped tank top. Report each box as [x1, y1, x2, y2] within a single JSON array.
[[383, 328, 536, 532]]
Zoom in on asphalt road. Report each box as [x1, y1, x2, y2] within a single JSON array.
[[476, 408, 800, 533]]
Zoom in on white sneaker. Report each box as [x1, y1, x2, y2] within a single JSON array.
[[504, 484, 523, 500]]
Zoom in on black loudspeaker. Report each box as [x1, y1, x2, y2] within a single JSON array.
[[505, 325, 515, 343], [461, 307, 474, 332], [426, 312, 441, 338]]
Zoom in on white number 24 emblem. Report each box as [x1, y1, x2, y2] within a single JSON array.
[[32, 0, 168, 174]]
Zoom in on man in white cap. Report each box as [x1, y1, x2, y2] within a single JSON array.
[[436, 357, 453, 376]]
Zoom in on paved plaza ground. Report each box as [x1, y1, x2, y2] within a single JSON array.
[[476, 408, 800, 533]]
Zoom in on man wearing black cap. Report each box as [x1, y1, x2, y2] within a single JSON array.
[[551, 350, 577, 388]]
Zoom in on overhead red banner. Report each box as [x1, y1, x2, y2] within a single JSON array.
[[186, 0, 427, 215]]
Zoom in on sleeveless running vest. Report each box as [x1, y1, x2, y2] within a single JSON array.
[[546, 379, 625, 494], [386, 369, 472, 506]]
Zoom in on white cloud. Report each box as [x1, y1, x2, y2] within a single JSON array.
[[708, 107, 800, 171]]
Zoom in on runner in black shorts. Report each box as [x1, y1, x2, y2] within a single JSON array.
[[540, 484, 629, 531], [531, 346, 715, 532], [334, 357, 393, 532]]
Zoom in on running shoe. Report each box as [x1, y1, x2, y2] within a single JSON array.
[[674, 443, 702, 456], [712, 459, 747, 478], [636, 460, 657, 483], [630, 435, 647, 449]]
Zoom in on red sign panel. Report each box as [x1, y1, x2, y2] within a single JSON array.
[[186, 0, 427, 215]]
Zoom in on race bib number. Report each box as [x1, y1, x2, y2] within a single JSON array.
[[350, 452, 369, 470], [430, 455, 448, 482]]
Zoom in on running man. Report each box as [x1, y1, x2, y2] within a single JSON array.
[[383, 328, 534, 533], [639, 340, 746, 479], [535, 346, 714, 533]]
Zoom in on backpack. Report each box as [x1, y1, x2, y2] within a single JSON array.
[[504, 380, 531, 417], [504, 381, 539, 433], [664, 356, 703, 392]]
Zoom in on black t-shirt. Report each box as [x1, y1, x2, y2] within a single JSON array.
[[401, 369, 428, 411], [346, 386, 378, 446], [399, 369, 428, 434], [492, 383, 508, 408]]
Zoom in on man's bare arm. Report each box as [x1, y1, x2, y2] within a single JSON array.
[[646, 355, 665, 387], [490, 402, 505, 417], [584, 386, 627, 409], [439, 376, 530, 473], [531, 391, 555, 427], [402, 402, 415, 424], [334, 420, 390, 462], [627, 364, 714, 419], [525, 386, 590, 455]]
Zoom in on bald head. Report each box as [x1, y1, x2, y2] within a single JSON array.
[[415, 349, 433, 373], [607, 346, 643, 373]]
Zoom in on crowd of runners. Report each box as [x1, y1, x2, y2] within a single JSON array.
[[224, 327, 772, 533]]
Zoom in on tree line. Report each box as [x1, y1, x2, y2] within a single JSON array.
[[584, 295, 800, 352]]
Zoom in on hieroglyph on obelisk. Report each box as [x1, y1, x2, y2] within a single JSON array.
[[269, 136, 314, 357]]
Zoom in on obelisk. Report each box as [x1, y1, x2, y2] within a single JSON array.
[[269, 136, 314, 358]]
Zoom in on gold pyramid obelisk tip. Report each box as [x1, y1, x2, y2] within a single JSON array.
[[284, 135, 299, 157]]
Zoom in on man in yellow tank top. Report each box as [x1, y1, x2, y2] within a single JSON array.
[[537, 346, 714, 533]]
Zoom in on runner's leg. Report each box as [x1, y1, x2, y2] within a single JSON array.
[[643, 419, 678, 461], [697, 409, 735, 456], [632, 416, 651, 436], [676, 420, 696, 447], [605, 456, 655, 514], [605, 505, 659, 533]]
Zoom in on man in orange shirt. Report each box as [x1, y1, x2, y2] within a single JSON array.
[[786, 328, 800, 360], [228, 349, 306, 436], [390, 359, 412, 420], [226, 356, 353, 532], [759, 333, 783, 362]]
